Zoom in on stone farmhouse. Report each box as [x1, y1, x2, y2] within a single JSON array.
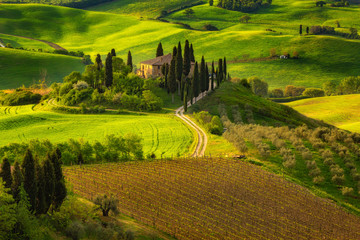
[[138, 53, 195, 79]]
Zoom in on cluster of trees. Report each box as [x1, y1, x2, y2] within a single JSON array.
[[215, 0, 272, 12], [0, 148, 67, 238], [0, 89, 42, 106], [193, 111, 223, 135], [306, 25, 360, 39], [269, 85, 325, 98], [315, 0, 350, 7], [233, 77, 268, 97], [53, 49, 163, 111], [157, 40, 228, 111]]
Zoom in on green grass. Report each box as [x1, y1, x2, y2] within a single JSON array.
[[0, 104, 193, 157], [1, 1, 360, 89], [0, 33, 53, 50], [0, 47, 85, 89], [285, 94, 360, 133]]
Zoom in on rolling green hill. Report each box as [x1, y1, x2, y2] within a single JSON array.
[[1, 1, 360, 89], [285, 94, 360, 133], [0, 104, 193, 157]]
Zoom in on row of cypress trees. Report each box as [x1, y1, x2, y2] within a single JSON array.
[[156, 41, 228, 109], [0, 149, 67, 214]]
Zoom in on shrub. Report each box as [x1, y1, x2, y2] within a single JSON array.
[[1, 90, 41, 106], [203, 24, 219, 31], [313, 176, 324, 184], [269, 88, 284, 98], [141, 90, 163, 111], [302, 88, 325, 98], [284, 85, 305, 97], [248, 77, 268, 97], [341, 187, 354, 196], [65, 221, 85, 240], [331, 175, 345, 185]]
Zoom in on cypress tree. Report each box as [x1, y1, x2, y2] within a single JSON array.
[[300, 24, 303, 35], [200, 56, 206, 94], [12, 161, 22, 202], [22, 149, 37, 211], [95, 54, 102, 71], [189, 44, 195, 62], [127, 50, 133, 72], [192, 62, 200, 102], [216, 67, 220, 88], [183, 83, 188, 113], [172, 46, 177, 57], [183, 40, 191, 77], [223, 57, 227, 80], [176, 42, 183, 96], [306, 26, 309, 34], [211, 61, 215, 90], [51, 150, 66, 210], [165, 63, 170, 93], [111, 48, 116, 57], [35, 161, 46, 214], [205, 64, 209, 91], [43, 156, 55, 213], [105, 52, 113, 88], [218, 58, 223, 83], [0, 157, 12, 190], [168, 55, 177, 103], [156, 42, 164, 57]]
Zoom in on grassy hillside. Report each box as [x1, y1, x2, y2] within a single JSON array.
[[0, 33, 53, 50], [64, 158, 360, 239], [0, 104, 193, 157], [286, 94, 360, 133], [1, 2, 360, 89], [0, 48, 85, 89]]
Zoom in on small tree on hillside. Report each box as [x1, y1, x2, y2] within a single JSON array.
[[105, 52, 113, 88], [94, 194, 119, 217], [306, 26, 309, 34], [299, 24, 303, 35], [335, 20, 341, 28], [0, 158, 12, 190], [240, 15, 251, 23], [209, 0, 214, 6], [127, 51, 133, 72], [156, 42, 164, 57], [111, 48, 116, 57]]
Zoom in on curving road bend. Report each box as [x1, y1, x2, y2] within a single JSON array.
[[175, 96, 208, 157]]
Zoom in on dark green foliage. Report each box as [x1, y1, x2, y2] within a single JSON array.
[[172, 46, 177, 57], [218, 58, 223, 83], [0, 158, 12, 189], [211, 61, 215, 90], [78, 152, 84, 165], [193, 111, 223, 135], [217, 0, 271, 12], [43, 156, 55, 213], [51, 149, 67, 210], [94, 194, 119, 217], [302, 88, 325, 97], [203, 24, 219, 31], [176, 42, 183, 83], [11, 161, 22, 202], [183, 40, 191, 77], [111, 48, 116, 57], [127, 51, 133, 72], [1, 90, 41, 106], [223, 57, 227, 79], [316, 1, 326, 7], [95, 54, 102, 71], [205, 64, 209, 92], [209, 0, 214, 6], [248, 77, 268, 97], [35, 162, 46, 214], [156, 42, 164, 57], [306, 26, 309, 34], [105, 52, 113, 88], [184, 84, 188, 112], [300, 24, 303, 35], [200, 56, 206, 93], [216, 67, 220, 88], [193, 62, 200, 99], [21, 149, 37, 211], [168, 53, 177, 103], [190, 44, 195, 62]]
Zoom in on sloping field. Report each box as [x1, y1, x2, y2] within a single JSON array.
[[64, 158, 360, 240], [0, 105, 193, 157], [286, 94, 360, 133], [1, 2, 360, 88]]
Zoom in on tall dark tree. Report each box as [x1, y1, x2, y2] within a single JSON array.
[[12, 161, 22, 201], [22, 149, 37, 211], [218, 58, 223, 83], [43, 156, 55, 213], [211, 61, 215, 90], [223, 57, 227, 80], [200, 56, 206, 93], [216, 67, 220, 88], [183, 83, 188, 113], [183, 40, 191, 77], [127, 50, 133, 72], [176, 42, 183, 96], [172, 46, 177, 57], [105, 52, 113, 88], [168, 55, 177, 103], [306, 26, 309, 34], [95, 54, 103, 71], [0, 158, 12, 190], [111, 48, 116, 57], [156, 42, 164, 57], [205, 64, 209, 91], [300, 24, 303, 35], [51, 150, 66, 210], [190, 44, 195, 62], [35, 161, 46, 214], [192, 62, 200, 102]]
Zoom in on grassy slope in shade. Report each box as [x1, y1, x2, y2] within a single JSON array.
[[0, 105, 193, 157], [285, 94, 360, 133], [0, 48, 85, 89], [1, 2, 360, 88]]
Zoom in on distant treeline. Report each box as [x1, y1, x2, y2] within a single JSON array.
[[216, 0, 272, 13], [0, 0, 113, 8]]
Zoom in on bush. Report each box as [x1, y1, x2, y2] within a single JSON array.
[[65, 221, 85, 240], [284, 85, 305, 97], [341, 187, 354, 196], [1, 90, 42, 106], [303, 88, 325, 98], [203, 24, 219, 31], [248, 77, 268, 97], [193, 111, 223, 135], [141, 90, 163, 111], [269, 88, 284, 98]]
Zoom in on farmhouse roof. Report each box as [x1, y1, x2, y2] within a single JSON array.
[[141, 53, 172, 66]]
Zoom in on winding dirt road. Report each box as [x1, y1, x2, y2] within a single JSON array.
[[175, 95, 208, 157]]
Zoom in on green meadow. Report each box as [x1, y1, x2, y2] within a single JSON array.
[[1, 1, 360, 89], [0, 104, 193, 157], [286, 94, 360, 133]]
